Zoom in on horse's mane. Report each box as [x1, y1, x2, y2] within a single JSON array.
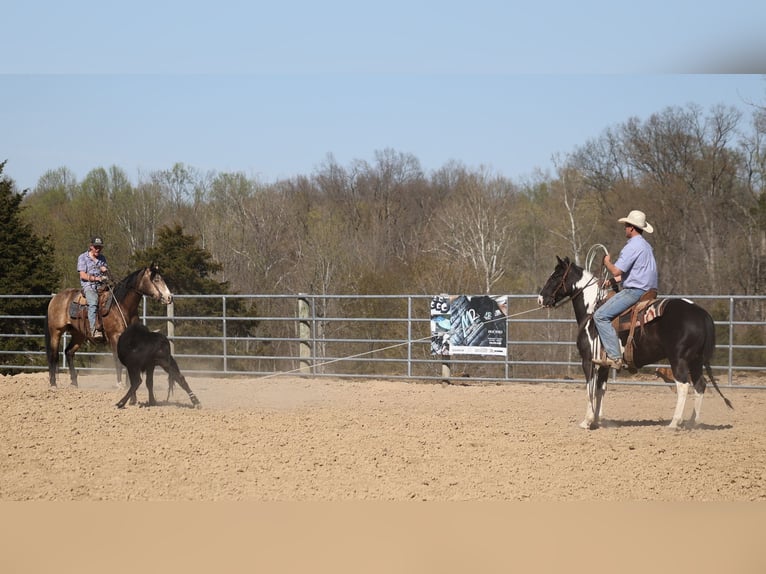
[[560, 260, 602, 315], [111, 267, 147, 302]]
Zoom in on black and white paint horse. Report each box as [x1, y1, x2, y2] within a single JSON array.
[[538, 256, 732, 429]]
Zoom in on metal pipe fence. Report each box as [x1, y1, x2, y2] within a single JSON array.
[[1, 293, 764, 388]]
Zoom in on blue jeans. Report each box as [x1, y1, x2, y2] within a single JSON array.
[[84, 287, 99, 334], [593, 287, 645, 360]]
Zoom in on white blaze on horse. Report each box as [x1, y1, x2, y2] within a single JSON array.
[[538, 256, 732, 430]]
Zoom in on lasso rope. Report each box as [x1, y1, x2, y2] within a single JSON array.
[[256, 302, 546, 380]]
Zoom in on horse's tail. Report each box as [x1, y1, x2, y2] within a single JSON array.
[[703, 311, 733, 410], [44, 314, 53, 366], [44, 312, 58, 386], [165, 355, 179, 402]]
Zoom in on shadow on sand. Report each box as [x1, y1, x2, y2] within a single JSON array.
[[601, 418, 733, 431]]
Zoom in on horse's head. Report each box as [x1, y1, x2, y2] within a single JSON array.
[[538, 256, 575, 308], [137, 262, 174, 305]]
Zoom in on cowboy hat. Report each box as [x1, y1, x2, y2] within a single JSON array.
[[618, 210, 654, 233]]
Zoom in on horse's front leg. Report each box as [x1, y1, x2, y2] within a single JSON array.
[[580, 365, 608, 429]]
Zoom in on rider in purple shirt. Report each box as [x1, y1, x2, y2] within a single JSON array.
[[77, 236, 109, 339], [592, 211, 658, 370]]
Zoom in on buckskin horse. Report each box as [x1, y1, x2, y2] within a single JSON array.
[[538, 256, 732, 430], [45, 263, 173, 388]]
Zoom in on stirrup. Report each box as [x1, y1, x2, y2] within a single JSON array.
[[592, 356, 624, 370]]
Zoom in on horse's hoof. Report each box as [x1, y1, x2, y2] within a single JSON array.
[[579, 419, 598, 430]]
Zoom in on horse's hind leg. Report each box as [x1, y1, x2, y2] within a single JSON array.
[[688, 378, 707, 427], [178, 374, 200, 408], [161, 357, 200, 407], [47, 330, 61, 387], [668, 360, 697, 429], [670, 382, 690, 429], [171, 367, 200, 408]]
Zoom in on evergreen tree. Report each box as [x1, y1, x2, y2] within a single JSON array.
[[132, 223, 227, 294], [0, 161, 61, 372]]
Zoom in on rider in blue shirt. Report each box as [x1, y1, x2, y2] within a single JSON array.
[[77, 236, 109, 339], [592, 211, 658, 370]]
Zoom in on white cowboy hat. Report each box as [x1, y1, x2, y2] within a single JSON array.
[[618, 210, 654, 233]]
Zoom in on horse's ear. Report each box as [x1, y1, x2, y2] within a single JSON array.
[[556, 255, 563, 265], [563, 256, 570, 265]]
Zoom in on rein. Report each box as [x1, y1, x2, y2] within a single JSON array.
[[105, 284, 130, 328], [104, 274, 131, 328]]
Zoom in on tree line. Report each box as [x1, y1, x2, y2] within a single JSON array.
[[12, 102, 765, 299]]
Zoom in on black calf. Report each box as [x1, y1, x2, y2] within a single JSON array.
[[116, 323, 201, 409]]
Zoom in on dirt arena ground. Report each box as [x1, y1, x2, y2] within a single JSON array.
[[2, 370, 765, 502], [4, 370, 766, 573]]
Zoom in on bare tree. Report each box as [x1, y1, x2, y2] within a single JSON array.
[[547, 156, 602, 267], [736, 98, 766, 296], [113, 179, 170, 255], [428, 167, 516, 294]]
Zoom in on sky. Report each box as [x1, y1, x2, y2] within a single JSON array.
[[2, 1, 766, 192]]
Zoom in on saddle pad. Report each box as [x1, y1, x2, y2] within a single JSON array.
[[69, 290, 112, 319], [69, 301, 86, 319], [643, 298, 670, 323], [615, 298, 669, 333]]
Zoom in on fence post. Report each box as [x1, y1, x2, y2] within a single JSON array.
[[222, 295, 228, 374], [298, 295, 312, 375], [728, 297, 734, 386], [407, 296, 413, 378], [441, 355, 451, 383], [166, 301, 175, 354]]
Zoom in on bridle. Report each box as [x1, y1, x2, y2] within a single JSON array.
[[121, 267, 166, 301], [107, 268, 167, 321], [547, 261, 599, 309], [546, 261, 575, 307], [139, 268, 166, 301]]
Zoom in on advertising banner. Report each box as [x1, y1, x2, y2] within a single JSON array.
[[430, 295, 508, 356]]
